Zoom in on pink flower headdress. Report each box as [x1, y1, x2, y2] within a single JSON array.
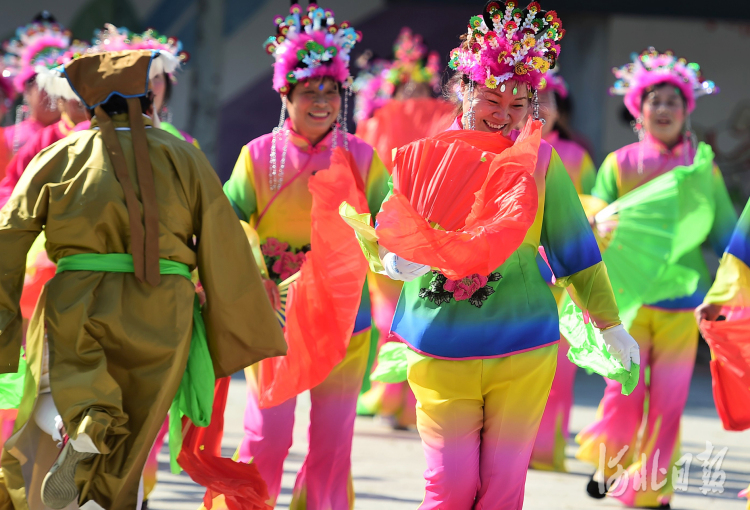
[[3, 20, 80, 93], [352, 57, 392, 123], [611, 47, 718, 118], [448, 1, 564, 91], [264, 3, 361, 95], [34, 41, 92, 102], [538, 66, 567, 99], [263, 3, 361, 192], [91, 24, 190, 73], [386, 27, 441, 94]]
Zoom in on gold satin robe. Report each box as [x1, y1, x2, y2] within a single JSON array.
[[0, 115, 286, 510]]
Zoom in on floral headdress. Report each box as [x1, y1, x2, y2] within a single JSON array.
[[448, 1, 563, 91], [538, 66, 567, 99], [611, 47, 718, 118], [91, 24, 190, 74], [3, 20, 81, 93], [264, 3, 361, 94], [352, 58, 392, 123], [386, 27, 441, 93], [34, 41, 92, 102]]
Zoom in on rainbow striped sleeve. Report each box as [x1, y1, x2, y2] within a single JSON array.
[[365, 149, 390, 218], [540, 150, 603, 279], [223, 145, 257, 222], [591, 152, 620, 204], [704, 200, 750, 306], [727, 199, 750, 266], [707, 164, 740, 258]]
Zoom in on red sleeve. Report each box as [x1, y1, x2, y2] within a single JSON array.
[[0, 126, 58, 209]]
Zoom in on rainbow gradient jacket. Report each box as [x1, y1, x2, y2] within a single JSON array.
[[224, 120, 389, 333]]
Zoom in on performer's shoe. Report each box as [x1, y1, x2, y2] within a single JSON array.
[[585, 473, 609, 499], [41, 435, 96, 509]]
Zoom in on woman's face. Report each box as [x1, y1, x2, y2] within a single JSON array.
[[286, 77, 341, 145], [58, 98, 88, 125], [393, 82, 432, 101], [461, 81, 529, 135], [537, 89, 558, 137], [151, 72, 167, 112], [641, 85, 686, 147], [25, 80, 59, 125]]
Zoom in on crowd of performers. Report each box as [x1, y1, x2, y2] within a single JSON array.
[[0, 2, 747, 510]]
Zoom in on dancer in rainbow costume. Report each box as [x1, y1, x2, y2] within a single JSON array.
[[577, 48, 737, 508], [343, 2, 639, 508], [697, 199, 750, 510], [1, 13, 71, 160], [353, 27, 454, 428], [530, 68, 597, 472], [221, 4, 388, 508]]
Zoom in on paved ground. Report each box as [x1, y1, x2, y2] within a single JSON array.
[[150, 358, 750, 510]]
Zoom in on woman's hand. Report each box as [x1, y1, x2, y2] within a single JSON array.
[[263, 278, 282, 311], [381, 252, 431, 282], [598, 324, 640, 371], [695, 302, 722, 324]]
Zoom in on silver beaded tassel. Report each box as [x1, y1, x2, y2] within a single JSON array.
[[270, 96, 289, 191], [532, 89, 542, 123], [633, 116, 645, 174], [332, 86, 352, 151], [466, 80, 476, 130], [12, 102, 29, 155]]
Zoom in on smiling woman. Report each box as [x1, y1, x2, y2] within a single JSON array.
[[362, 2, 639, 509], [641, 83, 686, 149], [216, 4, 392, 509], [461, 80, 530, 134], [579, 48, 737, 508], [286, 77, 342, 147]]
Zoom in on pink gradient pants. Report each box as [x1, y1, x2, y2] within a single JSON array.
[[238, 329, 370, 510], [576, 307, 698, 507], [530, 337, 576, 472], [142, 419, 169, 500], [406, 344, 557, 510]]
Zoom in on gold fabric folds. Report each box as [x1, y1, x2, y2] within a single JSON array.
[[62, 50, 152, 109], [94, 100, 161, 286], [0, 116, 286, 509]]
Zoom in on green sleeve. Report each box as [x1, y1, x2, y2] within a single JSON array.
[[592, 152, 620, 204], [579, 151, 597, 195], [222, 145, 257, 222], [540, 149, 603, 279], [365, 149, 390, 219]]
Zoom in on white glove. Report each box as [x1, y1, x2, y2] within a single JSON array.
[[598, 324, 640, 371], [382, 252, 431, 282]]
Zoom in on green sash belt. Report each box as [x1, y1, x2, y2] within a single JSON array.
[[56, 253, 214, 473]]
